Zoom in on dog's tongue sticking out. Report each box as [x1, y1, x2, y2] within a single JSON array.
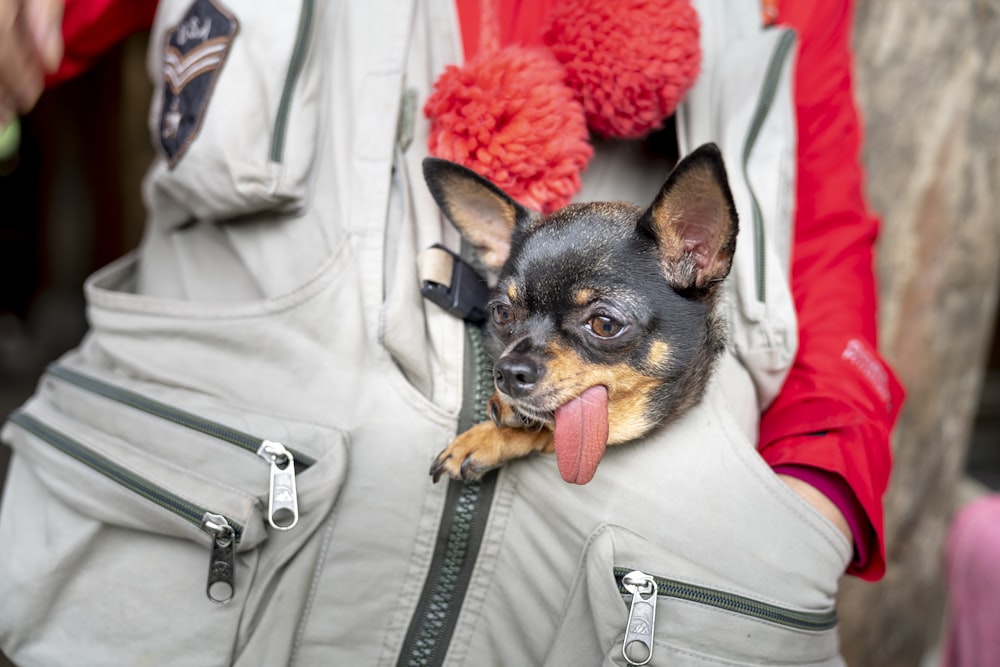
[[553, 385, 609, 484]]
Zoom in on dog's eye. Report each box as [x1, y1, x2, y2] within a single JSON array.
[[586, 315, 625, 339], [492, 304, 515, 328]]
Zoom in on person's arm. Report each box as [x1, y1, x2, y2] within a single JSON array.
[[0, 0, 155, 126], [0, 0, 63, 125], [762, 0, 905, 581], [47, 0, 156, 85]]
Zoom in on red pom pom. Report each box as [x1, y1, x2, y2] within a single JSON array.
[[424, 46, 593, 213], [543, 0, 701, 139]]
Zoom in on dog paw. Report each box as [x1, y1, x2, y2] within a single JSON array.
[[429, 425, 500, 483], [428, 421, 553, 483]]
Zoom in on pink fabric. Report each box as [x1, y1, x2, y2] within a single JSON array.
[[944, 495, 1000, 667], [773, 463, 869, 569]]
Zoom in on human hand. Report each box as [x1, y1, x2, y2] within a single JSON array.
[[776, 474, 852, 542], [0, 0, 63, 126]]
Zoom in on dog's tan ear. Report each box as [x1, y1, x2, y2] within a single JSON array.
[[638, 143, 739, 292], [423, 158, 534, 271]]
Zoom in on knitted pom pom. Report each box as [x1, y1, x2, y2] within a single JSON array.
[[543, 0, 701, 139], [424, 46, 593, 213]]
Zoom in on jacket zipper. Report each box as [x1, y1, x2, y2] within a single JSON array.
[[741, 28, 796, 304], [397, 322, 497, 666], [270, 0, 315, 163], [615, 567, 837, 664], [397, 29, 799, 666], [8, 410, 242, 604], [45, 364, 310, 531]]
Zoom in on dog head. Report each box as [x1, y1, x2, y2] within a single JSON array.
[[423, 143, 738, 481]]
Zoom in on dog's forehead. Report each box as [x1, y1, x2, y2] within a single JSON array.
[[514, 203, 641, 269], [541, 201, 642, 235], [500, 202, 658, 309]]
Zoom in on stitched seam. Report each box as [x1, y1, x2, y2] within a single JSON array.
[[287, 510, 339, 667]]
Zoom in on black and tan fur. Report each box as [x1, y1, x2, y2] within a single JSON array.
[[424, 143, 739, 482]]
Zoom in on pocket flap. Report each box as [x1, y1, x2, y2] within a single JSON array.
[[3, 363, 349, 553], [546, 525, 842, 666], [5, 401, 268, 550], [145, 0, 324, 224]]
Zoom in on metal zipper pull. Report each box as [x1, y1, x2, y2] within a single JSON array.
[[257, 440, 299, 530], [622, 570, 658, 666], [201, 512, 236, 604]]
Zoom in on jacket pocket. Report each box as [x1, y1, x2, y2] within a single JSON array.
[[0, 363, 348, 667], [145, 0, 326, 225], [544, 526, 843, 667]]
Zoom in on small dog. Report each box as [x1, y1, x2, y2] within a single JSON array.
[[423, 143, 738, 485]]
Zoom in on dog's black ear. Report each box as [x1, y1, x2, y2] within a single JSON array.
[[637, 143, 739, 293], [423, 158, 535, 271]]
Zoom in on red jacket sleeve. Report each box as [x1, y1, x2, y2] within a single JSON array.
[[761, 0, 904, 580], [47, 0, 157, 86]]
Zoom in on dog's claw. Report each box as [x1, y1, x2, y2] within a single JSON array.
[[431, 420, 521, 483], [430, 453, 452, 484], [460, 456, 475, 481]]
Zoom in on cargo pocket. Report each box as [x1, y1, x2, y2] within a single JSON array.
[[544, 525, 843, 667], [0, 362, 348, 666], [145, 0, 327, 225]]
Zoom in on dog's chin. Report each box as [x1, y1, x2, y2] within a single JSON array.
[[502, 398, 555, 429]]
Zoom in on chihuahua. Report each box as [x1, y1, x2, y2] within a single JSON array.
[[423, 143, 738, 485]]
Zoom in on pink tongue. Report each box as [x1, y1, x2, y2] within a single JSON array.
[[553, 385, 609, 485]]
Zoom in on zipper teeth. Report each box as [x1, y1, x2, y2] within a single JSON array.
[[468, 325, 493, 420], [614, 567, 836, 632], [46, 364, 315, 467], [405, 480, 484, 666], [741, 28, 797, 304], [400, 325, 494, 666], [270, 0, 315, 163], [8, 410, 243, 541]]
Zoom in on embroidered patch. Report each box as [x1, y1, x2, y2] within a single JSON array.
[[158, 0, 239, 167]]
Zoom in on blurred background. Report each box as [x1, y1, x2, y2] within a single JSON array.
[[1, 2, 1000, 665], [0, 32, 151, 430]]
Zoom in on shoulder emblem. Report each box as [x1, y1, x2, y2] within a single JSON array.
[[159, 0, 239, 167]]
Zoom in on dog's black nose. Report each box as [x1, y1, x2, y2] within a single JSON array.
[[494, 356, 542, 398]]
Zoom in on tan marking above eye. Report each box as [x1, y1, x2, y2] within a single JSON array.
[[574, 288, 595, 306], [507, 282, 518, 302]]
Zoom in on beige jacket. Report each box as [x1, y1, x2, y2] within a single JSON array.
[[0, 1, 849, 665]]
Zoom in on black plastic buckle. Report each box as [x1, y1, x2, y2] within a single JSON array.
[[420, 244, 490, 325]]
